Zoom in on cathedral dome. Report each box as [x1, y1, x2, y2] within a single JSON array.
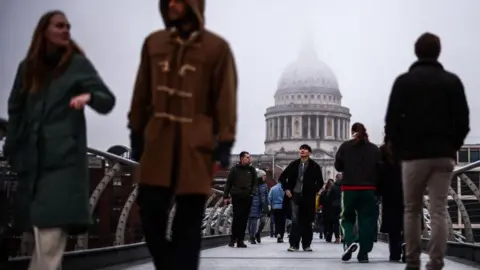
[[275, 42, 341, 98]]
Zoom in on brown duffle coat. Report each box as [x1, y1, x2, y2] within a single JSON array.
[[128, 0, 237, 195]]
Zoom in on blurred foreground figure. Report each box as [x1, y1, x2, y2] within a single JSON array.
[[385, 33, 469, 270], [3, 10, 115, 270], [128, 0, 237, 269]]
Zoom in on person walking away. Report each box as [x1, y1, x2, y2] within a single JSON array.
[[378, 132, 406, 263], [335, 123, 380, 263], [128, 0, 238, 268], [279, 144, 323, 252], [223, 152, 257, 248], [247, 169, 268, 244], [385, 32, 469, 270], [269, 209, 275, 238], [269, 179, 285, 243], [3, 10, 115, 270], [315, 189, 324, 239], [326, 177, 342, 244], [320, 180, 333, 242]]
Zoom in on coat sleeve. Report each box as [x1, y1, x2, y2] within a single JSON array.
[[223, 167, 235, 198], [128, 37, 152, 134], [385, 75, 406, 147], [268, 188, 273, 206], [211, 41, 237, 143], [3, 62, 25, 157], [76, 56, 116, 114], [334, 143, 345, 172], [451, 76, 470, 150], [279, 162, 292, 191], [315, 163, 324, 193]]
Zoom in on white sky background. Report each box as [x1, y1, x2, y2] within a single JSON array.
[[1, 0, 480, 153]]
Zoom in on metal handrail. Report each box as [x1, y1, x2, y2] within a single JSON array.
[[453, 160, 480, 175]]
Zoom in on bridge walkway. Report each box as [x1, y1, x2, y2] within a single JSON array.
[[119, 235, 478, 270]]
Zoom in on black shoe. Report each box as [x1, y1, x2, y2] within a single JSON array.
[[237, 241, 247, 248], [228, 239, 235, 247], [287, 246, 298, 252], [255, 233, 261, 243], [319, 234, 323, 239], [341, 243, 359, 261], [277, 238, 284, 243], [401, 243, 406, 263], [249, 236, 256, 244], [303, 247, 313, 252], [357, 253, 369, 263]]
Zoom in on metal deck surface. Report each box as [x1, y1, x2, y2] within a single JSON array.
[[120, 235, 478, 269]]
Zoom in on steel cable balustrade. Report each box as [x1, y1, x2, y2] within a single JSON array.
[[0, 138, 241, 269]]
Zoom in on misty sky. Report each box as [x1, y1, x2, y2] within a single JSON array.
[[1, 0, 480, 154]]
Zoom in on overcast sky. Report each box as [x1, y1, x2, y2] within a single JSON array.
[[1, 0, 479, 154]]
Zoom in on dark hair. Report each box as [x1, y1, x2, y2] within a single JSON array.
[[415, 32, 441, 60], [299, 144, 312, 153], [24, 10, 84, 93], [239, 151, 249, 159], [351, 122, 368, 142]]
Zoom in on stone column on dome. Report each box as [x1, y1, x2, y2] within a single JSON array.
[[283, 117, 287, 138], [307, 116, 311, 138], [316, 116, 319, 137], [323, 116, 327, 138], [265, 118, 268, 140], [335, 118, 342, 140], [277, 116, 282, 139], [299, 116, 303, 138], [291, 116, 295, 138], [344, 119, 348, 139]]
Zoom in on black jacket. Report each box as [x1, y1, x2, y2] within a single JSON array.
[[224, 163, 256, 198], [279, 158, 323, 222], [280, 158, 323, 198], [385, 60, 470, 160], [335, 139, 380, 187]]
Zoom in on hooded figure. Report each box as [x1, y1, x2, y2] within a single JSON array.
[[127, 1, 237, 269]]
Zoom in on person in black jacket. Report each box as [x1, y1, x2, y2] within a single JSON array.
[[378, 133, 405, 263], [223, 151, 257, 248], [385, 33, 470, 270], [279, 144, 323, 252], [325, 178, 342, 243], [335, 123, 380, 263]]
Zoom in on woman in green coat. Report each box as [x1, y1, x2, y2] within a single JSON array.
[[3, 10, 115, 269]]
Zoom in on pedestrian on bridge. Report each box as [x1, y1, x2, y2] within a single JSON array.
[[385, 32, 470, 270], [127, 0, 238, 269], [335, 123, 380, 263], [223, 152, 257, 248], [4, 10, 115, 270], [279, 144, 323, 252]]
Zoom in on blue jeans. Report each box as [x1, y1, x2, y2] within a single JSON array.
[[248, 216, 266, 236]]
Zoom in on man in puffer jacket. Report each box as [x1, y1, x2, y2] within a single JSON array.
[[248, 169, 269, 244]]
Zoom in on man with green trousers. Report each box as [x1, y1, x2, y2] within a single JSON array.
[[334, 122, 380, 263]]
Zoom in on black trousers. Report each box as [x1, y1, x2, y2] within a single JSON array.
[[231, 195, 252, 242], [289, 199, 313, 249], [323, 218, 340, 241], [388, 230, 404, 260], [137, 185, 206, 270], [273, 209, 286, 238]]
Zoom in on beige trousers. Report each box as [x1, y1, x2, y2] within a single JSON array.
[[28, 227, 67, 270], [402, 158, 454, 270]]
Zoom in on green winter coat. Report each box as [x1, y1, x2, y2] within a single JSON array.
[[4, 53, 115, 234]]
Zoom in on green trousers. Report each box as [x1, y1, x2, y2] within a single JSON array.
[[341, 190, 377, 254]]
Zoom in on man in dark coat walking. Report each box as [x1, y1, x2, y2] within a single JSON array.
[[385, 32, 469, 270], [279, 144, 323, 252]]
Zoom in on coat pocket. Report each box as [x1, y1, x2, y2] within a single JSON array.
[[189, 115, 215, 153], [41, 122, 79, 169], [41, 136, 78, 169]]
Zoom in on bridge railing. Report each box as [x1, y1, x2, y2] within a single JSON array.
[[0, 130, 239, 269]]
